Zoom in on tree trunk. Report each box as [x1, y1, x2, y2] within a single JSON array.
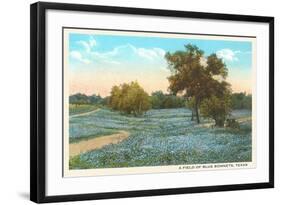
[[195, 99, 200, 124], [191, 109, 194, 121], [215, 117, 225, 127]]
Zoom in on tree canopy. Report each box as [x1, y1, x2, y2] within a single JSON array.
[[108, 81, 151, 116], [165, 44, 231, 125], [69, 93, 105, 105], [150, 91, 185, 109]]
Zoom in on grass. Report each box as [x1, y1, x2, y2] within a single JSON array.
[[69, 130, 117, 143], [69, 108, 252, 169], [69, 104, 98, 115], [69, 155, 92, 169]]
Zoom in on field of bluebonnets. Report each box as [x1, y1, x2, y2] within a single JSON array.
[[69, 108, 252, 169]]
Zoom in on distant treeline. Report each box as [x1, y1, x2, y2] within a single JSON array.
[[150, 91, 185, 109], [231, 92, 252, 110], [69, 93, 107, 105], [69, 91, 185, 110], [70, 91, 251, 110]]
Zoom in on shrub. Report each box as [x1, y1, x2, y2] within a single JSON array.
[[225, 119, 240, 129], [150, 91, 185, 109], [108, 81, 151, 116], [200, 94, 231, 127]]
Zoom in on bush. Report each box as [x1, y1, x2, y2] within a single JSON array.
[[108, 81, 151, 116], [150, 91, 185, 109], [225, 119, 240, 129], [200, 94, 231, 127]]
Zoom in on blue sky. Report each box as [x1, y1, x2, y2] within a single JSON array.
[[68, 32, 253, 96]]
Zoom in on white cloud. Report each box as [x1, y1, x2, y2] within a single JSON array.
[[216, 49, 239, 62], [71, 41, 167, 68], [90, 48, 122, 65], [77, 41, 91, 53], [70, 51, 90, 64], [91, 44, 129, 59], [135, 47, 166, 60], [89, 36, 97, 47], [76, 36, 97, 53], [90, 44, 166, 65]]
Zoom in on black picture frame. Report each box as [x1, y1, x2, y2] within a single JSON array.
[[30, 1, 274, 203]]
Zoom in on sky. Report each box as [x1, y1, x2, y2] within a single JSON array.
[[68, 31, 253, 97]]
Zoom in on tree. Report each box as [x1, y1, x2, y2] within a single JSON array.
[[150, 91, 185, 109], [186, 97, 196, 121], [150, 91, 166, 109], [88, 94, 104, 104], [69, 93, 90, 105], [200, 89, 232, 127], [108, 85, 122, 110], [69, 93, 106, 106], [109, 81, 151, 116], [231, 92, 252, 110], [165, 44, 230, 124], [165, 44, 204, 123]]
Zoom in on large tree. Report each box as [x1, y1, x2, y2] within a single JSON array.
[[165, 44, 230, 124]]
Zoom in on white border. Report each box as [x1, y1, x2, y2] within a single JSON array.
[[46, 9, 269, 196]]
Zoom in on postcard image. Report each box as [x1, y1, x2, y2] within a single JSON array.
[[63, 28, 256, 177]]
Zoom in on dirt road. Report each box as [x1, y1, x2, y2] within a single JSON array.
[[70, 108, 101, 119], [69, 130, 130, 157]]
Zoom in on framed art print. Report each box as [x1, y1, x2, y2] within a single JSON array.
[[30, 2, 274, 203]]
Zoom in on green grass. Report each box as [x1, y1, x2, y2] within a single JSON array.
[[69, 104, 98, 115], [69, 155, 92, 169], [69, 130, 118, 143]]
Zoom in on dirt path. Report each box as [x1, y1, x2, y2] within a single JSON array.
[[69, 131, 130, 157], [70, 108, 101, 119]]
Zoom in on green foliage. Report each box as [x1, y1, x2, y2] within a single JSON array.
[[108, 81, 151, 116], [69, 93, 106, 105], [69, 93, 89, 105], [231, 92, 252, 110], [150, 91, 185, 109], [200, 92, 232, 127], [69, 156, 92, 169], [206, 53, 228, 77], [165, 43, 230, 124], [165, 44, 205, 98]]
